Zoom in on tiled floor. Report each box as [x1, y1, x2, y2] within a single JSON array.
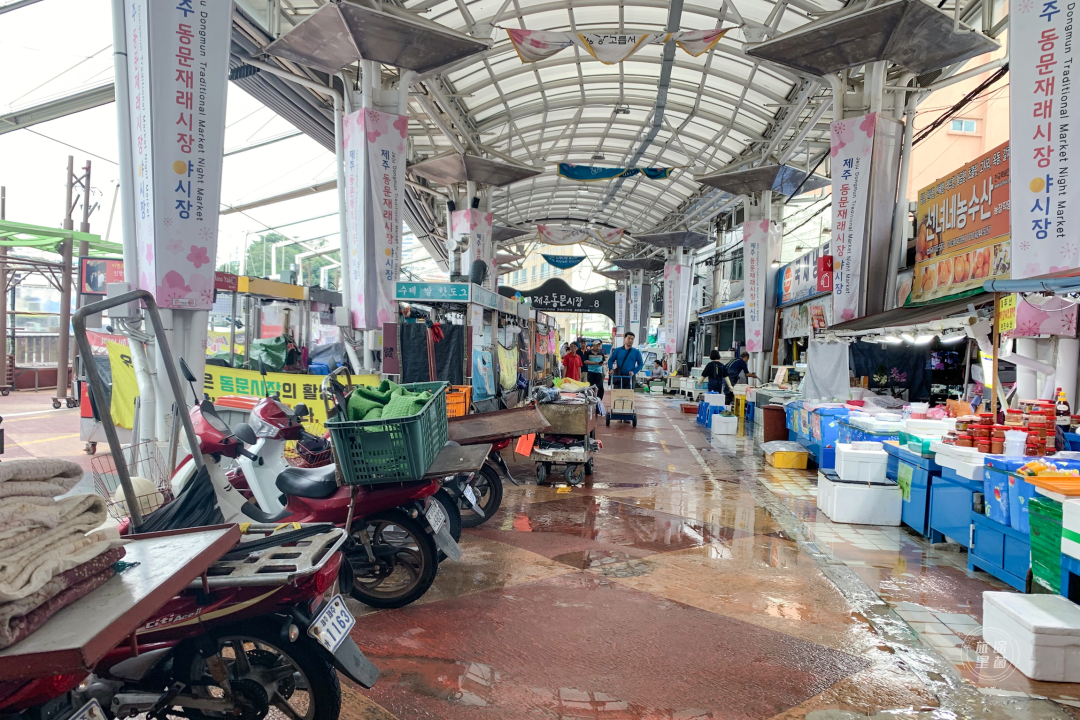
[[328, 392, 1080, 719]]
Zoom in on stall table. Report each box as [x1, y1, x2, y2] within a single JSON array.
[[969, 510, 1030, 592], [882, 442, 940, 537]]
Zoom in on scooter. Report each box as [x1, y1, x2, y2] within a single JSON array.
[[0, 525, 379, 720]]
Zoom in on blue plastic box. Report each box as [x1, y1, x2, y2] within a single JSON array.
[[983, 465, 1010, 526]]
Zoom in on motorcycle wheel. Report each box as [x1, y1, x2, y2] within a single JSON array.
[[433, 488, 462, 562], [459, 463, 504, 529], [347, 509, 438, 609], [174, 617, 341, 720]]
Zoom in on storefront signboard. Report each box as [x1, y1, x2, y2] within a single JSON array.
[[395, 282, 470, 301], [777, 242, 830, 306], [911, 142, 1011, 303], [781, 297, 834, 339]]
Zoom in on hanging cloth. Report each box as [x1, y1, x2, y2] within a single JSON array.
[[557, 164, 676, 182], [506, 28, 732, 64], [801, 341, 851, 402], [497, 343, 519, 391], [537, 225, 625, 246]]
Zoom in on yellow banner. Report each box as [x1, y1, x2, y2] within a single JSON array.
[[998, 293, 1017, 334], [106, 340, 138, 430], [202, 365, 378, 434]]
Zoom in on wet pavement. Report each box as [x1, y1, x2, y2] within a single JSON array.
[[342, 392, 1080, 720]]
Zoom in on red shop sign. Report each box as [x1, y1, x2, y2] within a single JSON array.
[[816, 256, 833, 292], [214, 271, 239, 292]]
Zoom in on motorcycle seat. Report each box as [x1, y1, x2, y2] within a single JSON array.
[[276, 465, 339, 499]]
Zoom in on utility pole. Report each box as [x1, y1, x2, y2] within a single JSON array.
[[55, 156, 93, 408]]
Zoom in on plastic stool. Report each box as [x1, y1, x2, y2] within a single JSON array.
[[734, 396, 746, 418]]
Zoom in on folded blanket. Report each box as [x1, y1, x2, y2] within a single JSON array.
[[0, 494, 123, 603], [0, 494, 105, 546], [0, 564, 117, 649], [0, 459, 83, 499], [0, 546, 126, 649]]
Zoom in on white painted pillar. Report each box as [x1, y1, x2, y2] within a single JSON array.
[[1057, 337, 1080, 409], [1015, 337, 1039, 401]]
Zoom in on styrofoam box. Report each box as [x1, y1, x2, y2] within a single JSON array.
[[1063, 498, 1080, 562], [835, 443, 888, 483], [817, 471, 835, 517], [704, 392, 725, 407], [983, 592, 1080, 682], [712, 415, 738, 437], [827, 477, 902, 525]]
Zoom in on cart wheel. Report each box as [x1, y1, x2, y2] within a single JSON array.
[[84, 442, 97, 455], [0, 389, 8, 396], [565, 465, 584, 486], [632, 415, 637, 428], [52, 399, 61, 409], [536, 463, 549, 486], [584, 458, 594, 475], [66, 397, 78, 409], [606, 415, 611, 426]]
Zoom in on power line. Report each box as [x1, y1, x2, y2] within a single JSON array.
[[23, 128, 118, 166]]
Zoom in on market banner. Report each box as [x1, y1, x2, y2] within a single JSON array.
[[830, 113, 876, 322], [506, 28, 731, 64], [452, 209, 495, 289], [1011, 1, 1080, 278], [537, 225, 625, 246], [542, 254, 587, 269], [910, 142, 1011, 304], [777, 242, 831, 306], [743, 219, 781, 352], [557, 164, 676, 182], [628, 281, 643, 341], [663, 262, 693, 354], [124, 0, 232, 309], [343, 108, 407, 330], [614, 290, 626, 332]]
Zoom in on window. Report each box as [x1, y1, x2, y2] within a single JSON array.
[[541, 264, 550, 279], [730, 249, 744, 281], [951, 119, 977, 134]]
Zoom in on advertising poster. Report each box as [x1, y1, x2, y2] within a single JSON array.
[[125, 0, 232, 309], [343, 108, 407, 330], [1012, 0, 1080, 278], [452, 209, 495, 290], [830, 113, 876, 322], [781, 299, 834, 339], [910, 142, 1011, 303], [79, 258, 125, 295]]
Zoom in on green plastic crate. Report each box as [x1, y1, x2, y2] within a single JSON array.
[[1029, 496, 1063, 593], [326, 381, 449, 485]]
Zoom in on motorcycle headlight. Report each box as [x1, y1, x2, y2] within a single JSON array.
[[250, 414, 279, 439]]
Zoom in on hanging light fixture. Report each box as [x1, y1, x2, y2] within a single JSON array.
[[914, 332, 936, 344], [900, 332, 917, 343], [880, 334, 904, 344], [940, 332, 967, 344]]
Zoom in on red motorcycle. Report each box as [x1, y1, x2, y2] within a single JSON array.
[[0, 524, 378, 720]]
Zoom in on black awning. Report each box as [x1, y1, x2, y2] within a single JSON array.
[[831, 292, 991, 332]]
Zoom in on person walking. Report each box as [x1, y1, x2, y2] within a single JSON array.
[[585, 340, 607, 400], [701, 350, 727, 395], [562, 342, 583, 381], [607, 332, 644, 389]]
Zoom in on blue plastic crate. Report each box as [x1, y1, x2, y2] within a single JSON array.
[[985, 456, 1080, 534]]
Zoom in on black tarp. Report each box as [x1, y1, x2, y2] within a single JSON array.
[[848, 343, 931, 401], [400, 323, 465, 385]]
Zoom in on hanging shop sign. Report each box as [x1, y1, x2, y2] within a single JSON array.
[[343, 108, 407, 330], [830, 113, 876, 323], [537, 225, 624, 246], [998, 293, 1017, 334], [817, 255, 833, 292], [1012, 3, 1080, 278], [214, 271, 239, 292], [628, 281, 643, 339], [777, 243, 831, 306], [910, 142, 1011, 304], [541, 254, 587, 269], [452, 209, 495, 289], [663, 262, 693, 354], [498, 278, 616, 320], [79, 258, 125, 295], [506, 28, 731, 64], [557, 164, 676, 182], [614, 290, 626, 332], [124, 0, 232, 310], [396, 281, 470, 302], [744, 219, 781, 352], [781, 298, 834, 339]]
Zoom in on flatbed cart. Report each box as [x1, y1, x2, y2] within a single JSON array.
[[532, 400, 597, 485], [607, 374, 637, 426]]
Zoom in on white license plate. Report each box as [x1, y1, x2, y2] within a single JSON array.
[[308, 595, 355, 653], [426, 500, 446, 534], [463, 485, 477, 505], [71, 699, 107, 720]]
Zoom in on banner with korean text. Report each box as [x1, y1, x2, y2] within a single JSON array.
[[628, 282, 643, 341], [1012, 1, 1080, 277], [910, 142, 1011, 303], [743, 219, 780, 353], [343, 109, 407, 330], [124, 0, 231, 309], [662, 263, 693, 354], [452, 209, 495, 290], [830, 113, 876, 322]]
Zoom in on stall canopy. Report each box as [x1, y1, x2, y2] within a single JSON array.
[[831, 293, 991, 332], [699, 299, 744, 319]]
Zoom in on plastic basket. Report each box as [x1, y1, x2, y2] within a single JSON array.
[[766, 450, 809, 469], [91, 441, 173, 521], [1029, 496, 1063, 593], [326, 381, 448, 485], [446, 385, 472, 418]]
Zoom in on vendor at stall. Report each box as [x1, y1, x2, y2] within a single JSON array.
[[585, 340, 606, 400], [725, 351, 756, 403]]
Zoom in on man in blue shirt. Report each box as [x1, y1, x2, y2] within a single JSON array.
[[607, 332, 644, 389]]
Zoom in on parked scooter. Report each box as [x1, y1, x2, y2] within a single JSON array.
[[0, 525, 378, 720]]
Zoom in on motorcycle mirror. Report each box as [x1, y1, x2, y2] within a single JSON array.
[[179, 357, 199, 404], [233, 422, 258, 445], [294, 403, 308, 418]]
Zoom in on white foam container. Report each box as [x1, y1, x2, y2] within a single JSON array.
[[828, 477, 902, 525], [817, 471, 835, 517], [835, 443, 888, 483], [983, 592, 1080, 682], [704, 392, 725, 407], [1063, 498, 1080, 561], [711, 415, 738, 437], [929, 440, 986, 481]]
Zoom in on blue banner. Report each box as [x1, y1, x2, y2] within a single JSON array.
[[557, 163, 676, 182], [542, 254, 587, 269]]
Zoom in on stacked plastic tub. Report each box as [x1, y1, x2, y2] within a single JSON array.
[[817, 441, 900, 525], [801, 404, 849, 470]]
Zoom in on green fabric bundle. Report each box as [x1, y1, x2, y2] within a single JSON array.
[[381, 391, 432, 419], [346, 381, 432, 421]]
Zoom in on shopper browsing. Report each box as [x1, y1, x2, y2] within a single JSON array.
[[700, 350, 727, 394], [585, 340, 606, 400], [562, 342, 583, 381]]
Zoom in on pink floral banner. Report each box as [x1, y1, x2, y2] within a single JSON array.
[[743, 219, 781, 353], [452, 209, 495, 290], [343, 108, 407, 330], [125, 0, 232, 309], [1007, 295, 1079, 337], [830, 113, 877, 322]]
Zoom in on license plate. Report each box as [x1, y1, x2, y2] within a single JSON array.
[[71, 700, 107, 720], [426, 500, 446, 534], [463, 485, 477, 505], [308, 594, 355, 653]]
